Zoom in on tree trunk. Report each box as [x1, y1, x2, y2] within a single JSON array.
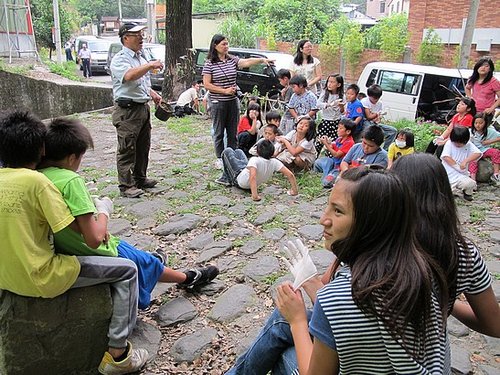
[[162, 0, 193, 101]]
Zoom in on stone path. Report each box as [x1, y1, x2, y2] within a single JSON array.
[[77, 111, 500, 375]]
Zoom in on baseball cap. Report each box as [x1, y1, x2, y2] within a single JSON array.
[[118, 22, 147, 37]]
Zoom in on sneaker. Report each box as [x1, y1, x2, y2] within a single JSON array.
[[322, 174, 335, 188], [215, 158, 223, 170], [137, 178, 158, 189], [491, 174, 500, 185], [214, 177, 231, 187], [98, 341, 149, 375], [152, 248, 168, 266], [120, 187, 144, 198], [179, 266, 219, 289], [463, 192, 473, 201]]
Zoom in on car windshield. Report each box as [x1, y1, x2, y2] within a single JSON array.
[[88, 41, 111, 52]]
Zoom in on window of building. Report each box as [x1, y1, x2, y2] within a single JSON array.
[[380, 1, 386, 13]]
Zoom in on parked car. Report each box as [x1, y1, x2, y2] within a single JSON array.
[[357, 62, 500, 123], [75, 37, 112, 74], [194, 48, 294, 98], [105, 42, 165, 90]]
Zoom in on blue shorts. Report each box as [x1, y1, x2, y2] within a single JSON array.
[[117, 240, 164, 309]]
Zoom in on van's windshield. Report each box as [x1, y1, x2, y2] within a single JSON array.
[[88, 41, 111, 52]]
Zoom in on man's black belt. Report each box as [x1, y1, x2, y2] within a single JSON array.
[[115, 98, 147, 108]]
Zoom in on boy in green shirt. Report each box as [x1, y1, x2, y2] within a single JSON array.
[[39, 117, 218, 311], [0, 110, 147, 375]]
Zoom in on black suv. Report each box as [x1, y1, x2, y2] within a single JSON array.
[[194, 48, 294, 98]]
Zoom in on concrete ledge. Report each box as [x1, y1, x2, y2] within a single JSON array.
[[0, 70, 113, 120], [0, 285, 112, 375]]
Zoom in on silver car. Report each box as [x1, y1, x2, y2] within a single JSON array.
[[105, 42, 165, 91]]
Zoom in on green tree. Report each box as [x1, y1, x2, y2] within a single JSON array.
[[194, 0, 340, 43], [320, 16, 364, 74], [69, 0, 145, 28], [258, 0, 339, 43], [364, 13, 408, 61], [218, 15, 259, 48], [378, 13, 408, 61], [31, 0, 75, 48], [416, 28, 443, 66]]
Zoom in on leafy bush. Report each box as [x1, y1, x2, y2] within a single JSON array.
[[218, 15, 258, 48], [390, 118, 446, 152], [368, 14, 408, 61], [320, 16, 364, 74], [47, 61, 83, 81], [416, 28, 444, 66]]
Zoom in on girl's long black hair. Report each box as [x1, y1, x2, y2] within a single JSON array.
[[245, 103, 262, 124], [322, 74, 344, 103], [471, 112, 492, 141], [330, 168, 447, 352], [468, 57, 495, 85], [392, 153, 472, 315]]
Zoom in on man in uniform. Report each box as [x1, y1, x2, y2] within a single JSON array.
[[110, 22, 163, 198]]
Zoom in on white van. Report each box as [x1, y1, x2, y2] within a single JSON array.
[[357, 62, 481, 123]]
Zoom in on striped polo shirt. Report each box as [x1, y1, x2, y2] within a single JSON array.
[[202, 55, 240, 102], [307, 243, 491, 374]]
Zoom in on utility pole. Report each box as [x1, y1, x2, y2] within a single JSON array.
[[52, 0, 62, 63], [459, 0, 480, 68], [118, 0, 123, 22], [146, 0, 156, 43]]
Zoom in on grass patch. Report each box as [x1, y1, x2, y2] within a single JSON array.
[[47, 61, 83, 81], [295, 172, 324, 200], [213, 227, 227, 240], [173, 176, 196, 190], [469, 207, 486, 223], [233, 239, 245, 248], [262, 214, 288, 230], [262, 271, 287, 286], [165, 116, 199, 136]]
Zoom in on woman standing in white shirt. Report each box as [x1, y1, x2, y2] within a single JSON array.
[[290, 39, 322, 96]]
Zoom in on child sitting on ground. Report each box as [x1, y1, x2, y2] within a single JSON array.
[[387, 129, 415, 168], [39, 118, 219, 310], [276, 115, 317, 171], [340, 124, 388, 172], [283, 75, 318, 135], [426, 97, 477, 156], [441, 126, 482, 201], [469, 112, 500, 185], [237, 102, 263, 157], [0, 110, 149, 374], [344, 83, 365, 141], [314, 118, 356, 188], [249, 125, 282, 157], [215, 140, 298, 202], [249, 111, 282, 157], [361, 84, 397, 150]]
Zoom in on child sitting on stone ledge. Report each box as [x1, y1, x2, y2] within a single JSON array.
[[0, 110, 147, 375], [39, 117, 219, 311]]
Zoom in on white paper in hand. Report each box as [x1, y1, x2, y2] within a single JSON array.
[[283, 239, 318, 290]]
